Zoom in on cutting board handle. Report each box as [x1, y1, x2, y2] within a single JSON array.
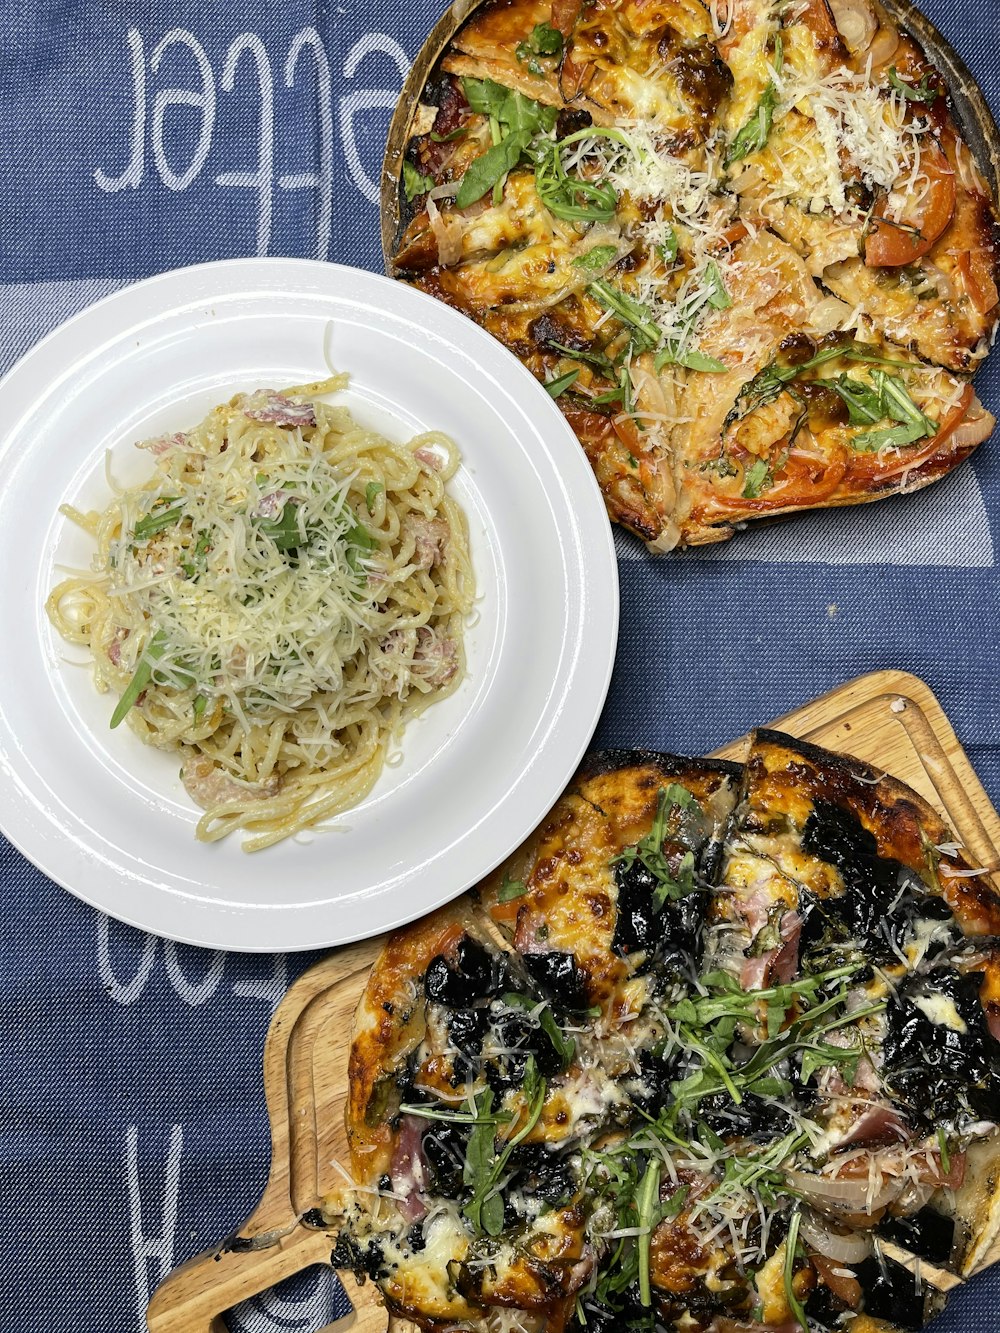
[[146, 1222, 333, 1333]]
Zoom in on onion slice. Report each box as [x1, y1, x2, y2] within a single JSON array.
[[799, 1210, 874, 1263]]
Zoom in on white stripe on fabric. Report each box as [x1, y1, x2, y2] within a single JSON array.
[[0, 278, 128, 376]]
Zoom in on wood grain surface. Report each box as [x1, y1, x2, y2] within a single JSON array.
[[145, 670, 1000, 1333]]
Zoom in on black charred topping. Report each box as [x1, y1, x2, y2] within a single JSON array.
[[406, 1222, 427, 1252], [877, 1206, 956, 1266], [623, 1048, 680, 1115], [485, 1007, 565, 1092], [301, 1207, 326, 1228], [805, 1279, 850, 1329], [424, 1119, 468, 1197], [699, 1090, 796, 1143], [530, 313, 591, 353], [881, 967, 1000, 1125], [667, 37, 734, 124], [448, 1007, 491, 1071], [801, 800, 926, 959], [331, 1231, 391, 1281], [425, 936, 506, 1007], [508, 1142, 577, 1204], [523, 950, 590, 1011], [556, 107, 593, 138], [611, 856, 706, 973], [855, 1255, 928, 1330], [778, 332, 817, 364]]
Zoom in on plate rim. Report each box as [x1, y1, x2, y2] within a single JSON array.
[[0, 256, 620, 952]]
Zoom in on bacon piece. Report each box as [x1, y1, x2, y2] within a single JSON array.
[[414, 626, 459, 688], [414, 446, 443, 471], [140, 431, 187, 456], [390, 1115, 429, 1224], [408, 516, 449, 570], [180, 754, 280, 811], [242, 391, 317, 429], [834, 1106, 910, 1151], [741, 910, 803, 990]]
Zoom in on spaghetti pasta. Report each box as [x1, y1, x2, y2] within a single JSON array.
[[47, 374, 474, 851]]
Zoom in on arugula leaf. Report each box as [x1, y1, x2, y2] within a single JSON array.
[[784, 1210, 809, 1332], [192, 693, 208, 722], [455, 136, 523, 209], [742, 458, 773, 499], [704, 260, 732, 310], [659, 228, 679, 264], [463, 1057, 547, 1235], [889, 66, 940, 104], [655, 343, 727, 373], [503, 992, 576, 1068], [573, 244, 620, 273], [724, 338, 922, 433], [497, 872, 529, 902], [365, 481, 383, 514], [455, 80, 557, 208], [258, 500, 305, 553], [344, 519, 380, 572], [402, 160, 435, 201], [822, 374, 884, 425], [588, 280, 661, 349], [134, 501, 183, 541], [852, 420, 928, 451], [535, 139, 618, 223], [636, 1161, 661, 1308], [852, 371, 937, 450], [613, 784, 699, 905], [544, 368, 580, 398], [725, 82, 778, 169], [110, 630, 168, 729], [430, 127, 467, 143]]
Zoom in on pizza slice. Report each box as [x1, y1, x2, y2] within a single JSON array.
[[714, 730, 1000, 1288], [725, 0, 1000, 372]]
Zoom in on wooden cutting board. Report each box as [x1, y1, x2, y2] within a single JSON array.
[[145, 670, 1000, 1333]]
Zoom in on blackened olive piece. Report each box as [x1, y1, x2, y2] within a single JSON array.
[[508, 1142, 577, 1204], [699, 1090, 795, 1142], [855, 1256, 927, 1330], [805, 1280, 848, 1331], [624, 1048, 680, 1115], [485, 1009, 564, 1091], [611, 855, 706, 972], [523, 950, 590, 1011], [802, 800, 907, 947], [423, 1120, 468, 1198], [882, 968, 1000, 1125], [877, 1207, 955, 1267], [424, 936, 502, 1007], [448, 1007, 489, 1058]]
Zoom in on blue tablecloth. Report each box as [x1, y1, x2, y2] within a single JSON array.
[[2, 2, 999, 1329]]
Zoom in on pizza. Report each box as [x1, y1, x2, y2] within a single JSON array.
[[387, 0, 1000, 549], [324, 733, 1000, 1332]]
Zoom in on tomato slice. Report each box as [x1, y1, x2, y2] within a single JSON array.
[[958, 249, 1000, 315], [865, 143, 956, 267], [708, 444, 848, 513], [798, 0, 842, 48]]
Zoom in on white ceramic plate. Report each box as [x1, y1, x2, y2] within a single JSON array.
[[0, 259, 618, 952]]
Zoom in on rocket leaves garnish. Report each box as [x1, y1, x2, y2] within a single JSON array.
[[725, 82, 779, 169], [109, 629, 168, 729], [612, 784, 699, 906], [455, 79, 557, 209], [463, 1056, 547, 1235], [133, 500, 184, 541]]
